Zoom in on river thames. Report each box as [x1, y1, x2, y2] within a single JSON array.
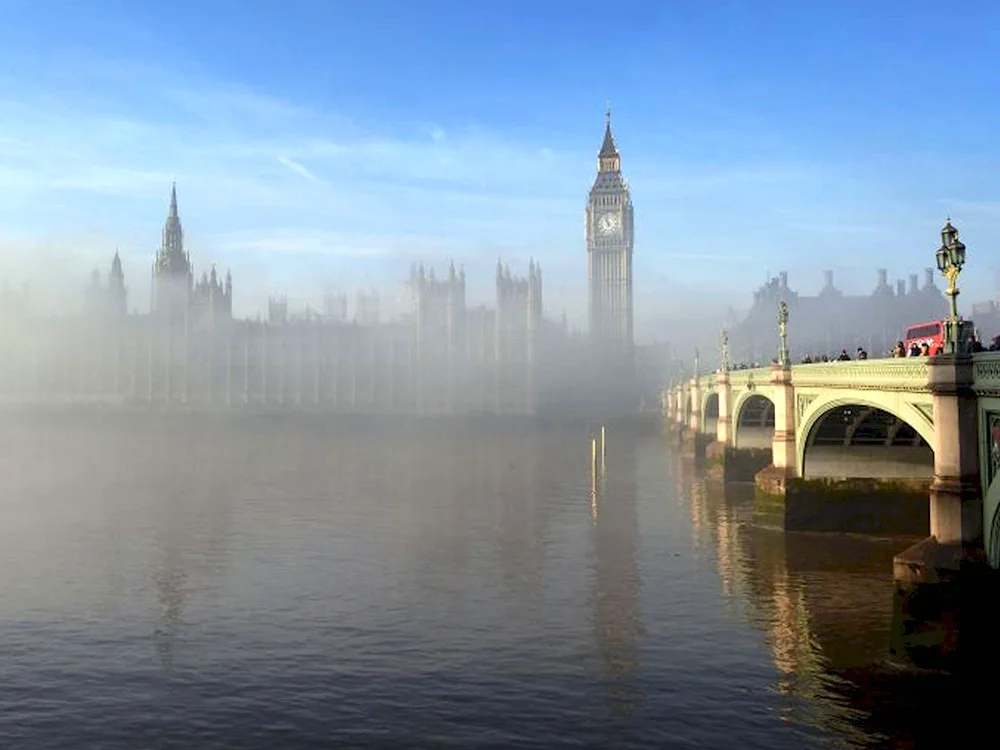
[[0, 414, 969, 748]]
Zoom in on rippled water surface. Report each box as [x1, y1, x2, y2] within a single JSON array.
[[0, 414, 962, 748]]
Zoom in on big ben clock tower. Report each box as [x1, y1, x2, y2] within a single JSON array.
[[586, 107, 634, 352]]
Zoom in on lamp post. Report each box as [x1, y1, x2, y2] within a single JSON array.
[[777, 300, 790, 366], [935, 218, 967, 354], [720, 328, 730, 373]]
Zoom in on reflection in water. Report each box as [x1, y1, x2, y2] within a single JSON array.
[[680, 470, 964, 748], [590, 431, 641, 716], [148, 422, 235, 672], [153, 561, 186, 672]]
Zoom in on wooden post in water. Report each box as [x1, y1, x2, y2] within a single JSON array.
[[591, 436, 597, 485], [591, 436, 598, 522]]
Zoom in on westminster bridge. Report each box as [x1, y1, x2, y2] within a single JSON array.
[[663, 354, 1000, 588]]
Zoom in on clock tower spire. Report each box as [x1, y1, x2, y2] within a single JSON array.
[[586, 107, 634, 353]]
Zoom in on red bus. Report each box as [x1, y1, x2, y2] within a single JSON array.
[[904, 320, 975, 354]]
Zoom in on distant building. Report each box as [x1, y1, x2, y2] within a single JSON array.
[[83, 251, 127, 319], [968, 272, 1000, 343], [730, 267, 948, 363]]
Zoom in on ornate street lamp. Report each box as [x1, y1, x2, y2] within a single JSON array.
[[720, 328, 730, 373], [935, 218, 967, 353], [777, 300, 790, 366]]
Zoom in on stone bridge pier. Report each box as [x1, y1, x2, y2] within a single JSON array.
[[894, 355, 984, 582], [679, 376, 711, 461], [702, 369, 773, 482]]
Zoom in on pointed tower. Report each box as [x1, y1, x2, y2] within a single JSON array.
[[108, 249, 127, 317], [157, 183, 188, 274], [153, 182, 193, 323], [586, 105, 634, 352], [224, 269, 233, 317]]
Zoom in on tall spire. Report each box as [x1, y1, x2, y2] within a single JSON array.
[[599, 103, 618, 158], [109, 248, 124, 293], [156, 182, 189, 276], [169, 181, 178, 219]]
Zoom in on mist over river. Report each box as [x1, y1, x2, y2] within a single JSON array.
[[0, 414, 966, 748]]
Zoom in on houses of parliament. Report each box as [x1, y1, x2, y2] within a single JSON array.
[[0, 114, 646, 417]]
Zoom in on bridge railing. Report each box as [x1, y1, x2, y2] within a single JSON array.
[[724, 368, 770, 389], [789, 358, 930, 391], [691, 359, 935, 392], [972, 351, 1000, 394]]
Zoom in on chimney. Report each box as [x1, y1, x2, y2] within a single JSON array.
[[823, 269, 833, 288], [909, 274, 918, 294], [878, 269, 888, 288], [925, 267, 934, 288], [896, 279, 906, 296]]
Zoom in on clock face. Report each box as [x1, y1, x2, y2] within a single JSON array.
[[598, 212, 620, 234]]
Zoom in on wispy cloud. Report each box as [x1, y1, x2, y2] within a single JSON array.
[[278, 156, 323, 184]]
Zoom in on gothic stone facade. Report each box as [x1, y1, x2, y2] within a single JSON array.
[[0, 186, 544, 416]]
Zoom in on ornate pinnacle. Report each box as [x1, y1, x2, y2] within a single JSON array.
[[721, 328, 729, 372]]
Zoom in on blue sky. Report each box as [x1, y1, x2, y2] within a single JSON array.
[[1, 0, 999, 340]]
